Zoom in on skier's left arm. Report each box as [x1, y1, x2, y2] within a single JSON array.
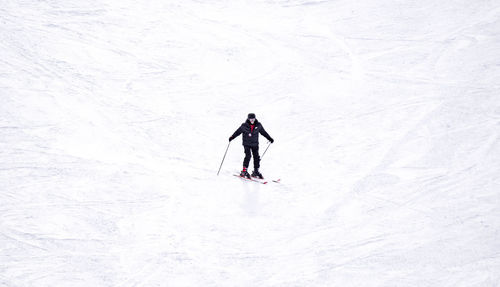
[[259, 125, 274, 143]]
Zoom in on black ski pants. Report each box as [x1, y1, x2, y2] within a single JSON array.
[[243, 145, 260, 170]]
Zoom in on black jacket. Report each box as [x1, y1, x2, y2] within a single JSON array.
[[230, 119, 273, 147]]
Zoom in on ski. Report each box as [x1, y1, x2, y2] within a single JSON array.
[[252, 176, 280, 183], [233, 174, 268, 184], [251, 176, 281, 184]]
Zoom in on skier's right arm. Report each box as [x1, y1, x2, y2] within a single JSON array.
[[229, 126, 243, 142]]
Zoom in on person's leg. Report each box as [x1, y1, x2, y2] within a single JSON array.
[[239, 146, 252, 178], [251, 146, 260, 170], [243, 145, 252, 169]]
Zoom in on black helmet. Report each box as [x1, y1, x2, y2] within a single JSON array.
[[248, 113, 256, 119]]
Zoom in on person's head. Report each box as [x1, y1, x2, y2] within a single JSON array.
[[248, 113, 256, 123]]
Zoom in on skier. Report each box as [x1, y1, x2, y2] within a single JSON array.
[[229, 113, 274, 179]]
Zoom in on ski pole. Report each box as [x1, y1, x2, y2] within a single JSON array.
[[260, 141, 272, 161], [217, 141, 231, 176]]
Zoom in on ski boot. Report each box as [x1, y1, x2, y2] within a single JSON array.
[[240, 167, 251, 179], [251, 169, 264, 179]]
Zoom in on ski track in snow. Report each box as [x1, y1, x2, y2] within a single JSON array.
[[1, 0, 500, 286]]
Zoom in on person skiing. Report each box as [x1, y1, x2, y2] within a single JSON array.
[[229, 113, 274, 179]]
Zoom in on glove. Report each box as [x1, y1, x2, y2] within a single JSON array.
[[269, 138, 274, 143], [229, 136, 234, 142]]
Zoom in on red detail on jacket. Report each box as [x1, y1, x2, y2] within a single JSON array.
[[250, 124, 255, 132]]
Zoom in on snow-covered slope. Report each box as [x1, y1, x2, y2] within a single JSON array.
[[1, 0, 499, 286]]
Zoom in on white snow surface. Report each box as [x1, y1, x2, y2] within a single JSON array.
[[1, 0, 500, 286]]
